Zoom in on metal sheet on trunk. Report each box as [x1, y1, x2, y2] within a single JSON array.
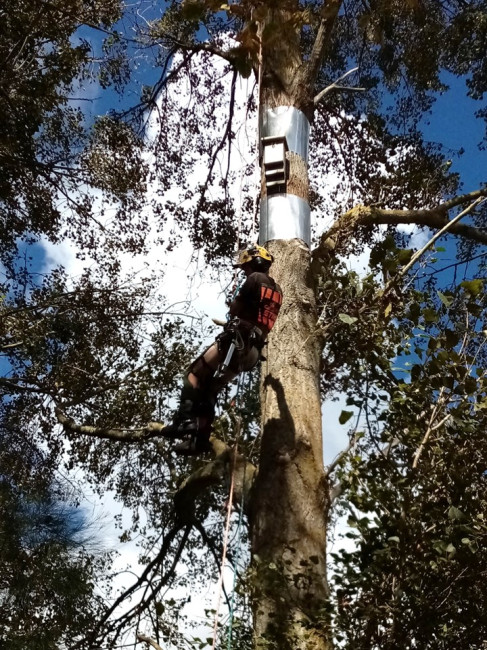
[[260, 107, 309, 162], [259, 195, 310, 246]]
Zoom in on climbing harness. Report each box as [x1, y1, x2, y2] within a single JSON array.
[[214, 320, 245, 379], [215, 337, 238, 379]]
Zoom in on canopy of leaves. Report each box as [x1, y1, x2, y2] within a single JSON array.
[[1, 1, 487, 649], [329, 271, 487, 649], [0, 412, 111, 649], [0, 0, 151, 271]]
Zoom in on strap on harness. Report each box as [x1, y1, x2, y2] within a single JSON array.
[[214, 319, 245, 379], [214, 340, 237, 379]]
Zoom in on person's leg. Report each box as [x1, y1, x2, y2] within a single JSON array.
[[171, 344, 223, 453], [166, 335, 253, 454]]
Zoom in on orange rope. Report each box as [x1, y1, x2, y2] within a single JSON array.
[[211, 447, 237, 649]]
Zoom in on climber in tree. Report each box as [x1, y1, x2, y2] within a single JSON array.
[[163, 245, 283, 455]]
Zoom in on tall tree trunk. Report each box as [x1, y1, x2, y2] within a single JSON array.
[[248, 7, 332, 646], [249, 240, 331, 650]]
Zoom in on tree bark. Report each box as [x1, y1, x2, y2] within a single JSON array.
[[246, 4, 341, 647], [249, 240, 331, 650]]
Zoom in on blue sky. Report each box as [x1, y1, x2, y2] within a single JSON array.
[[420, 72, 485, 192]]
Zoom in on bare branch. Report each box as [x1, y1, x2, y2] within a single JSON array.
[[295, 0, 343, 94], [55, 408, 164, 442], [73, 524, 192, 649], [412, 387, 451, 469], [381, 198, 486, 297], [160, 38, 236, 66], [1, 340, 23, 349], [314, 67, 365, 104], [0, 377, 42, 394], [136, 634, 164, 650], [412, 413, 451, 469], [325, 431, 360, 478]]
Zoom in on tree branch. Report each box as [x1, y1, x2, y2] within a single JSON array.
[[174, 442, 256, 519], [75, 523, 191, 649], [315, 187, 487, 258], [161, 38, 236, 66], [412, 413, 451, 469], [295, 0, 343, 95], [314, 67, 365, 104], [55, 408, 165, 442], [0, 376, 48, 395], [392, 198, 486, 281], [103, 524, 193, 641], [55, 408, 257, 511], [136, 634, 164, 650], [193, 68, 238, 221]]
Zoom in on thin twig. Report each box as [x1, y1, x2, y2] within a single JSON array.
[[396, 198, 486, 281]]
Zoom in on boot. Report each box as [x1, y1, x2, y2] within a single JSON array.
[[174, 414, 213, 456], [159, 417, 199, 440], [159, 399, 197, 439], [174, 434, 212, 456]]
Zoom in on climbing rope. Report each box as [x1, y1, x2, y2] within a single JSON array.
[[211, 374, 247, 650], [226, 428, 246, 650], [211, 445, 237, 650], [211, 35, 264, 639]]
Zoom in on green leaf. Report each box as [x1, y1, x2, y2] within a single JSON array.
[[397, 248, 414, 264], [155, 601, 164, 615], [422, 307, 439, 323], [181, 0, 206, 21], [437, 291, 453, 307], [464, 375, 477, 394], [227, 46, 253, 77], [461, 279, 484, 296], [441, 375, 454, 390], [338, 313, 358, 325], [448, 506, 465, 520], [445, 329, 460, 349], [339, 410, 354, 425]]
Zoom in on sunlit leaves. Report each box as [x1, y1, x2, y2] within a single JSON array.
[[461, 278, 484, 297], [330, 269, 487, 648]]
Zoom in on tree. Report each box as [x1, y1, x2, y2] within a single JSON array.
[[0, 0, 150, 271], [0, 1, 182, 646], [3, 1, 487, 649], [0, 415, 111, 650]]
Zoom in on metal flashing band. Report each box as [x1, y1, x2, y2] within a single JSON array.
[[259, 195, 311, 247], [260, 106, 310, 162]]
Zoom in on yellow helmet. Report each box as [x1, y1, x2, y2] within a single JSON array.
[[234, 245, 274, 268]]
